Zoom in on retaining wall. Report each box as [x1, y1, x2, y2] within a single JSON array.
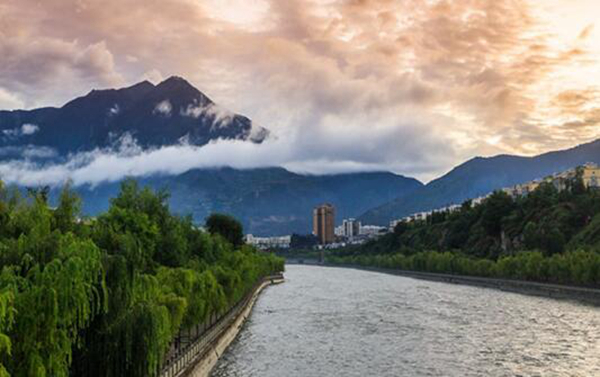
[[160, 275, 284, 377]]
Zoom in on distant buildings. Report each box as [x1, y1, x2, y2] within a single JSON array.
[[313, 203, 335, 244], [245, 234, 291, 250], [248, 164, 600, 250], [333, 219, 385, 246], [389, 163, 600, 230], [389, 204, 461, 229], [581, 163, 600, 187], [502, 162, 600, 198], [359, 225, 386, 236], [342, 218, 361, 239]]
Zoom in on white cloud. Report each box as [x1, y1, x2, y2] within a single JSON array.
[[142, 69, 164, 84], [0, 34, 124, 108], [0, 88, 24, 110], [3, 0, 597, 181], [2, 123, 40, 138], [107, 104, 120, 116], [20, 123, 39, 135], [21, 145, 56, 159], [246, 122, 270, 142], [153, 100, 172, 117], [2, 130, 17, 137], [182, 102, 235, 129], [0, 145, 57, 159], [0, 120, 448, 187]]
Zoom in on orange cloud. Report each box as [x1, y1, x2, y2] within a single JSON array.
[[0, 0, 598, 179]]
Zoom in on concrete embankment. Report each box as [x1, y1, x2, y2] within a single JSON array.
[[162, 275, 284, 377], [186, 276, 284, 377], [323, 264, 600, 306]]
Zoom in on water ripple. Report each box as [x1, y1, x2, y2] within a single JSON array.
[[212, 265, 600, 377]]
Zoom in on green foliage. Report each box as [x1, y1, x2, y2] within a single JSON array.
[[52, 181, 82, 234], [481, 191, 515, 236], [0, 288, 15, 377], [206, 213, 244, 247], [330, 175, 600, 287], [329, 249, 600, 286], [0, 180, 284, 377]]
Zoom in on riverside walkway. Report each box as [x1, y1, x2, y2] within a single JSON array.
[[160, 274, 285, 377]]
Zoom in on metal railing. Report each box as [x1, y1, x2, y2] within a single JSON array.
[[159, 274, 284, 377]]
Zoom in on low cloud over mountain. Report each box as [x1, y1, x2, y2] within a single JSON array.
[[3, 0, 599, 181], [0, 77, 448, 186]]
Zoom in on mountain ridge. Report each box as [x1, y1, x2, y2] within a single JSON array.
[[0, 77, 422, 235], [0, 76, 268, 157], [359, 138, 600, 225], [71, 167, 423, 236], [4, 77, 599, 235]]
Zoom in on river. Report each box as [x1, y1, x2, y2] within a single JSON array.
[[211, 264, 600, 377]]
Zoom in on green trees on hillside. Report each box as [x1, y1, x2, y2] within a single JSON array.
[[0, 180, 283, 377], [330, 176, 600, 286]]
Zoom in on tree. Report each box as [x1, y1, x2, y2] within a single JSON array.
[[26, 186, 50, 204], [393, 221, 408, 236], [481, 191, 515, 236], [290, 234, 318, 249], [53, 181, 82, 233], [0, 178, 283, 377], [205, 213, 244, 247]]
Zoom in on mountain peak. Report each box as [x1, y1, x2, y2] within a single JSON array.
[[130, 80, 155, 90], [153, 75, 212, 105], [162, 75, 187, 83], [157, 76, 195, 90], [0, 75, 267, 155]]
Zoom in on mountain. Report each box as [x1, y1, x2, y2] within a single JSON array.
[[0, 76, 268, 157], [0, 77, 423, 235], [72, 167, 423, 236], [360, 138, 600, 225]]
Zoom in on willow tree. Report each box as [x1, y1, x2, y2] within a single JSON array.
[[0, 286, 15, 377], [0, 179, 283, 377], [2, 236, 106, 376], [0, 186, 106, 377]]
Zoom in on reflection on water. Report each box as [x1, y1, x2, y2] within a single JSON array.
[[212, 265, 600, 377]]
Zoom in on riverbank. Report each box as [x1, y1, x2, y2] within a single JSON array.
[[160, 275, 285, 377], [321, 263, 600, 306]]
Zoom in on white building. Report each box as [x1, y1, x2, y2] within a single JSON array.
[[360, 225, 386, 237], [245, 234, 291, 250], [342, 218, 361, 239]]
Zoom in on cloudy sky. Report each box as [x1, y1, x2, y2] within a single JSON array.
[[1, 0, 599, 182]]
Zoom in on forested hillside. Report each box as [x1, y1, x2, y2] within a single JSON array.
[[0, 180, 283, 376], [360, 138, 600, 225], [331, 170, 600, 286], [73, 167, 422, 236]]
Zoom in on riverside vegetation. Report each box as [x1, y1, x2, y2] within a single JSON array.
[[0, 179, 283, 377], [329, 171, 600, 286]]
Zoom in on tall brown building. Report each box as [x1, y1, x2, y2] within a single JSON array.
[[313, 204, 335, 244]]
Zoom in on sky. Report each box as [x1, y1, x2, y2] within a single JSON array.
[[1, 0, 599, 183]]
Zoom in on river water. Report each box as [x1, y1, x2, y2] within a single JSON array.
[[212, 264, 600, 377]]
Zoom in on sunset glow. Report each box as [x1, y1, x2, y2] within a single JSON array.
[[1, 0, 599, 180]]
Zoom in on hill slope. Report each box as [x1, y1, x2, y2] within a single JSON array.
[[74, 167, 423, 236], [360, 138, 600, 225]]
